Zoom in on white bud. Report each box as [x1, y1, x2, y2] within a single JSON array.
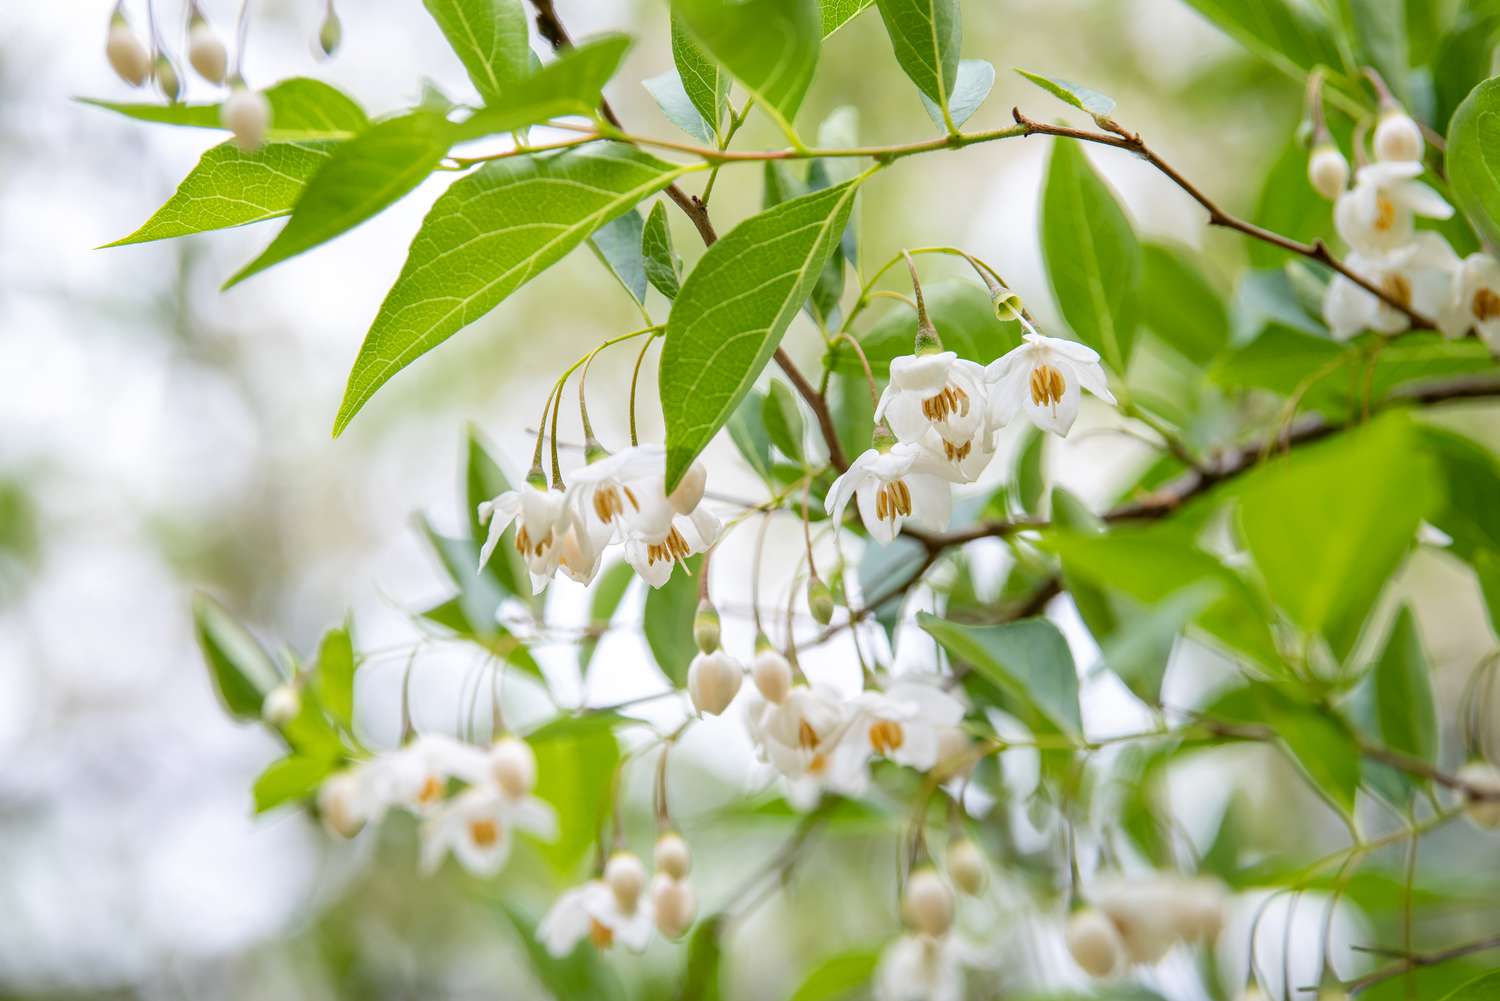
[[669, 461, 707, 515], [902, 867, 954, 937], [651, 874, 696, 939], [319, 9, 343, 56], [1066, 908, 1127, 978], [654, 832, 691, 879], [221, 86, 271, 152], [945, 838, 988, 896], [106, 20, 151, 87], [489, 736, 537, 798], [932, 725, 974, 781], [317, 771, 365, 838], [1170, 877, 1227, 942], [153, 55, 181, 102], [188, 20, 228, 84], [262, 684, 301, 725], [605, 852, 647, 912], [1458, 761, 1500, 829], [687, 650, 742, 716], [750, 648, 793, 704], [1307, 143, 1349, 200], [1374, 110, 1424, 164]]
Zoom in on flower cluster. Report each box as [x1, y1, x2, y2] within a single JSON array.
[[539, 833, 698, 955], [1066, 874, 1228, 978], [478, 444, 716, 591]]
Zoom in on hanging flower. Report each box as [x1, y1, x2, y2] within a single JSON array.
[[478, 482, 571, 592], [1438, 252, 1500, 348], [361, 734, 488, 819], [876, 353, 994, 480], [874, 933, 965, 1001], [418, 781, 557, 876], [1322, 232, 1458, 340], [747, 685, 869, 809], [826, 433, 954, 544], [846, 679, 968, 772], [538, 878, 655, 956], [1334, 162, 1452, 255], [985, 332, 1116, 437]]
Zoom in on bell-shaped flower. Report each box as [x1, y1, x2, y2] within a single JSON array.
[[418, 781, 557, 876], [846, 678, 967, 772], [877, 353, 993, 481], [538, 879, 655, 957], [985, 332, 1116, 437], [1322, 232, 1458, 340], [621, 504, 719, 588], [478, 482, 571, 592], [874, 933, 965, 1001], [748, 685, 868, 809], [826, 433, 954, 543], [1334, 161, 1452, 255], [1439, 252, 1500, 348]]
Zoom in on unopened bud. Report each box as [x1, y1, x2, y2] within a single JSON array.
[[693, 599, 720, 653], [489, 736, 537, 798], [1171, 877, 1227, 942], [319, 7, 343, 56], [654, 832, 691, 879], [669, 461, 707, 515], [751, 646, 793, 705], [221, 85, 271, 152], [687, 650, 742, 715], [1307, 143, 1350, 200], [317, 771, 365, 838], [945, 838, 988, 896], [1374, 109, 1424, 164], [1066, 908, 1127, 978], [807, 575, 835, 625], [605, 852, 647, 912], [106, 16, 151, 87], [902, 867, 954, 937], [651, 874, 696, 938], [188, 18, 227, 84], [1458, 761, 1500, 829], [262, 683, 301, 725], [154, 54, 181, 102]]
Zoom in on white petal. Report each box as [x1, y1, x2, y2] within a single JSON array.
[[1397, 180, 1453, 219], [855, 480, 899, 543], [477, 492, 521, 570], [903, 473, 951, 532]]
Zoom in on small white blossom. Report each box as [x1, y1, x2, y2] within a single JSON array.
[[688, 649, 743, 715], [747, 685, 868, 810], [877, 352, 993, 480], [846, 679, 967, 772], [538, 879, 655, 956], [874, 934, 964, 1001], [361, 733, 489, 819], [651, 874, 696, 939], [1322, 232, 1458, 340], [478, 482, 572, 592], [985, 332, 1116, 437], [1439, 252, 1500, 348], [1066, 908, 1127, 977], [418, 781, 556, 876], [826, 438, 954, 544], [1334, 161, 1452, 255]]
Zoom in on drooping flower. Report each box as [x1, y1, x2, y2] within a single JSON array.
[[876, 353, 993, 480], [846, 678, 967, 772], [687, 649, 743, 715], [1322, 232, 1458, 340], [1438, 252, 1500, 348], [622, 504, 719, 587], [478, 482, 571, 592], [1334, 161, 1452, 255], [538, 868, 654, 957], [747, 685, 868, 809], [874, 933, 965, 1001], [187, 10, 228, 84], [826, 434, 954, 543], [418, 781, 556, 876], [985, 332, 1116, 437], [361, 733, 489, 819]]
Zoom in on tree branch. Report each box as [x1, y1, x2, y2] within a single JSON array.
[[1345, 934, 1500, 994]]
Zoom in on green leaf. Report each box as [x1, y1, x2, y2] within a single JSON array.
[[672, 14, 729, 139], [1433, 15, 1500, 134], [529, 714, 623, 874], [1177, 0, 1343, 76], [253, 754, 337, 814], [455, 35, 633, 140], [764, 380, 808, 461], [643, 555, 702, 685], [820, 0, 876, 36], [681, 916, 726, 1001], [1367, 606, 1437, 763], [226, 111, 453, 287], [1441, 971, 1500, 1000], [659, 175, 865, 489], [644, 68, 716, 144], [919, 613, 1083, 737], [192, 592, 282, 720], [1211, 683, 1362, 819], [671, 0, 822, 132], [589, 208, 648, 303], [727, 390, 777, 484], [422, 0, 530, 104], [836, 278, 1020, 376], [1447, 76, 1500, 249], [921, 58, 993, 130], [105, 140, 340, 246], [1236, 412, 1439, 659], [874, 0, 961, 124], [580, 561, 636, 676], [787, 949, 880, 1001], [1347, 0, 1410, 104], [642, 200, 681, 299], [335, 142, 694, 434], [1249, 138, 1335, 269], [1040, 138, 1139, 372], [1137, 241, 1228, 364], [81, 77, 368, 139], [1016, 69, 1116, 118], [313, 621, 356, 729], [1099, 581, 1221, 705]]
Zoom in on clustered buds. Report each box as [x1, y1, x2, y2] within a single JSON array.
[[651, 833, 696, 939], [490, 736, 537, 799], [1307, 142, 1350, 200], [653, 832, 691, 880], [1067, 874, 1229, 976], [1374, 106, 1424, 164], [105, 8, 151, 87], [604, 852, 647, 913]]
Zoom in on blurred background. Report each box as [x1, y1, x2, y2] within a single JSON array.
[[3, 1, 1495, 999]]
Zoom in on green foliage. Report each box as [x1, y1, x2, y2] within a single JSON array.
[[1136, 242, 1228, 365], [465, 426, 535, 606], [529, 714, 623, 874], [1178, 0, 1343, 76], [763, 380, 808, 462], [874, 0, 961, 125], [313, 621, 357, 730], [923, 59, 994, 130], [83, 77, 367, 139], [820, 0, 876, 36], [1442, 971, 1500, 1000], [456, 34, 635, 139], [1016, 69, 1116, 119], [642, 200, 682, 299], [786, 949, 880, 1001], [659, 176, 865, 489], [590, 208, 650, 303], [191, 592, 282, 720], [1348, 606, 1436, 806], [919, 613, 1083, 737], [422, 0, 531, 104], [1446, 76, 1500, 250], [671, 15, 730, 140], [671, 0, 822, 133], [254, 754, 338, 814]]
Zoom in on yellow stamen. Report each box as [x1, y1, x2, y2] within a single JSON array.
[[1029, 363, 1067, 416], [1382, 272, 1413, 308], [589, 918, 614, 949], [645, 527, 692, 566], [468, 818, 500, 847], [1474, 287, 1500, 321], [798, 719, 819, 750], [418, 775, 444, 804], [1375, 193, 1397, 232], [942, 439, 971, 462], [869, 719, 905, 756]]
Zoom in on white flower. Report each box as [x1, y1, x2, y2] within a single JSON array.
[[418, 781, 556, 876], [1458, 761, 1500, 829], [1066, 908, 1127, 977], [651, 874, 696, 939], [877, 353, 993, 480], [1439, 252, 1500, 348], [688, 649, 743, 715], [826, 439, 953, 544], [874, 934, 964, 1001], [478, 482, 571, 593], [748, 685, 869, 809], [538, 879, 655, 957], [1322, 232, 1458, 340], [1334, 161, 1452, 255], [622, 505, 719, 587], [985, 332, 1116, 437], [568, 446, 662, 543], [362, 733, 489, 819], [1091, 875, 1195, 965], [846, 678, 967, 771]]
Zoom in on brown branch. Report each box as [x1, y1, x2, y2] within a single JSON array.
[[1346, 934, 1500, 994]]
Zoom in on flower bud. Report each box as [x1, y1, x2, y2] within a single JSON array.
[[807, 575, 835, 625], [1170, 877, 1227, 942], [221, 85, 271, 152], [651, 873, 696, 938], [1457, 761, 1500, 829], [902, 867, 955, 937], [605, 852, 647, 912], [751, 647, 793, 705], [654, 832, 691, 879], [188, 18, 227, 84], [945, 838, 988, 896], [317, 771, 365, 838], [1307, 143, 1349, 200], [669, 461, 707, 515], [154, 54, 181, 102], [262, 683, 301, 725], [687, 650, 742, 715], [1066, 908, 1127, 978], [489, 736, 537, 798], [1374, 109, 1424, 164], [932, 725, 974, 781], [106, 16, 151, 87], [693, 599, 720, 653], [319, 7, 343, 56]]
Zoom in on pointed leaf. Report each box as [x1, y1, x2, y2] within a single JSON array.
[[922, 58, 993, 129], [1137, 241, 1229, 364], [644, 555, 702, 685], [920, 613, 1082, 737], [192, 592, 282, 720], [671, 14, 729, 137], [1446, 76, 1500, 250], [81, 77, 368, 139], [313, 621, 357, 729], [589, 208, 648, 303], [820, 0, 877, 36], [642, 200, 681, 299], [529, 716, 622, 874], [1017, 69, 1117, 118], [422, 0, 530, 104], [1177, 0, 1342, 75], [1369, 606, 1437, 764], [253, 754, 338, 814], [456, 35, 633, 140], [671, 0, 821, 131], [874, 0, 961, 121], [643, 69, 715, 144], [763, 380, 807, 461], [788, 949, 880, 1001]]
